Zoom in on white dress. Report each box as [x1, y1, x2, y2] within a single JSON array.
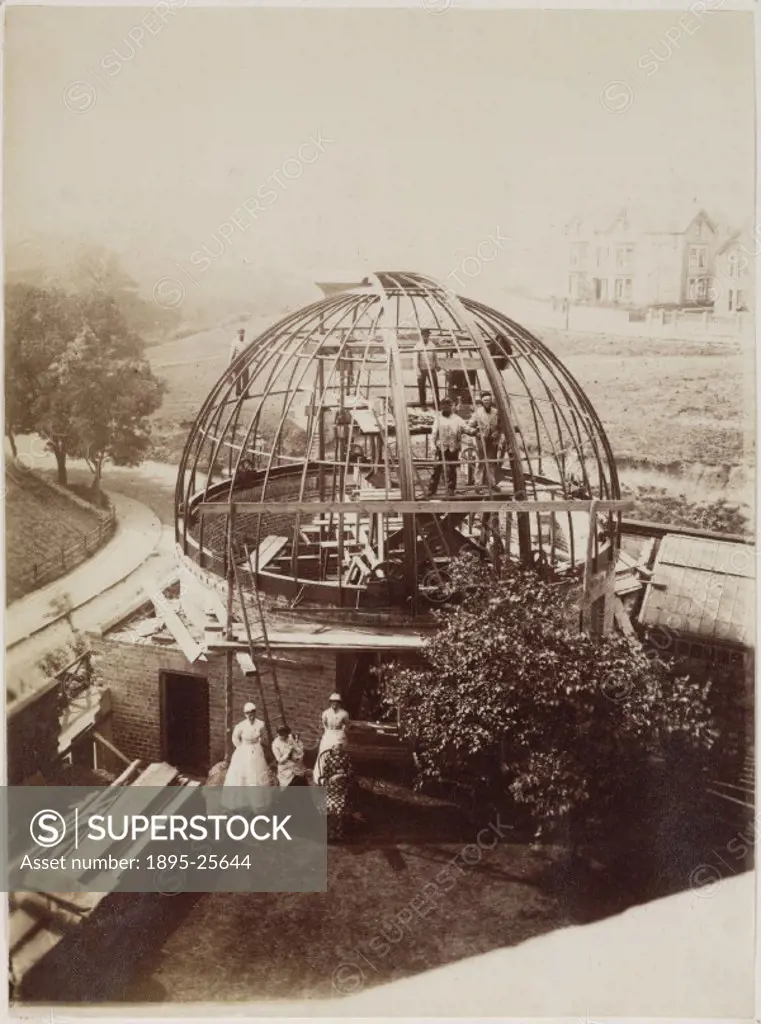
[[223, 718, 271, 808], [313, 707, 349, 783]]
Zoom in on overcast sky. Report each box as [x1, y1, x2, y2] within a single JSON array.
[[4, 5, 755, 299]]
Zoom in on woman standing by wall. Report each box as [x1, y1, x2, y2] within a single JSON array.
[[313, 693, 349, 784]]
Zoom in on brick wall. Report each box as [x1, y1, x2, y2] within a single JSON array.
[[88, 635, 337, 769], [7, 683, 62, 784], [191, 466, 325, 572]]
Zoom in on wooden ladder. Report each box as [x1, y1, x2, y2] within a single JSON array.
[[229, 541, 288, 743]]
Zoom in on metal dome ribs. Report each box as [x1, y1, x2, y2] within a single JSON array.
[[175, 271, 625, 615]]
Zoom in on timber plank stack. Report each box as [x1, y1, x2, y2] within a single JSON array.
[[9, 761, 198, 1002]]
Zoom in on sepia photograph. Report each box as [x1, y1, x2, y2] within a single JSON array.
[[2, 0, 757, 1019]]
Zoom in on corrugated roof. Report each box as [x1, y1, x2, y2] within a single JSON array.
[[638, 535, 755, 647]]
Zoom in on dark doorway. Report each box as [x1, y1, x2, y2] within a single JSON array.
[[160, 672, 210, 776]]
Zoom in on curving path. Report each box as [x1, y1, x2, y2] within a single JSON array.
[[5, 440, 180, 701]]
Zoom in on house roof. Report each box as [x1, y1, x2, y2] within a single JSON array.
[[716, 224, 757, 257], [568, 202, 718, 238], [638, 534, 754, 647]]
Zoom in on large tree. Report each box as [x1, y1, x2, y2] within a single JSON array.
[[5, 283, 78, 462], [63, 322, 166, 492], [6, 284, 165, 486], [383, 555, 714, 836]]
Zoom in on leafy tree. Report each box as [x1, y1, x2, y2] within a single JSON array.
[[4, 283, 78, 460], [7, 242, 180, 339], [6, 284, 166, 487], [67, 325, 166, 492], [382, 554, 714, 837], [36, 294, 166, 492]]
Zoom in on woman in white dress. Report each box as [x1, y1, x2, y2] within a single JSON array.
[[223, 702, 271, 808], [313, 692, 350, 784]]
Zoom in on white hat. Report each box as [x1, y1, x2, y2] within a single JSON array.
[[328, 692, 341, 702], [243, 701, 256, 713]]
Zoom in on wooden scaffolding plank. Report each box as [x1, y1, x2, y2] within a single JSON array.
[[151, 595, 206, 664], [614, 597, 636, 637], [247, 534, 288, 570], [198, 497, 635, 517], [179, 567, 227, 626]]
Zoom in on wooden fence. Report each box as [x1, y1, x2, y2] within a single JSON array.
[[16, 505, 117, 597]]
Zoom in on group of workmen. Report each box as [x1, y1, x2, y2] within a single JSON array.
[[414, 328, 506, 497], [228, 325, 508, 497]]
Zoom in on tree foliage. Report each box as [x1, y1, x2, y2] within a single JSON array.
[[7, 243, 180, 340], [4, 284, 78, 454], [383, 554, 714, 833], [5, 283, 166, 486]]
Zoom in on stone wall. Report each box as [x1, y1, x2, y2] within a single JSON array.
[[88, 634, 337, 768]]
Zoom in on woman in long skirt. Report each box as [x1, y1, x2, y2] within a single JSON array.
[[313, 692, 349, 784], [223, 702, 271, 809], [317, 746, 354, 841]]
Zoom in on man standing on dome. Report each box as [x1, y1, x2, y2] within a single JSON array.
[[469, 391, 503, 491], [427, 397, 470, 498], [414, 328, 440, 410], [229, 326, 249, 397]]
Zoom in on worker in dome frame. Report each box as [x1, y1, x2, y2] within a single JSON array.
[[469, 390, 503, 492]]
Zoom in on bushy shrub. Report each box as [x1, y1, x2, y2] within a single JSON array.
[[383, 554, 714, 835]]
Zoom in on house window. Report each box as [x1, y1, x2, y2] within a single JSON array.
[[614, 277, 633, 302], [736, 290, 746, 311], [688, 276, 710, 301], [728, 250, 747, 278], [689, 245, 708, 270], [596, 246, 609, 267], [728, 290, 734, 312], [695, 219, 706, 240], [570, 243, 587, 268], [615, 246, 635, 270]]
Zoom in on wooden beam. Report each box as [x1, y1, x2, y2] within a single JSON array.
[[91, 730, 132, 766], [621, 518, 753, 545], [197, 498, 635, 517], [179, 566, 227, 625], [151, 594, 206, 664], [613, 597, 636, 637]]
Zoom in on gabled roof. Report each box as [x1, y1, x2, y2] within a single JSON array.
[[567, 203, 718, 238], [716, 224, 757, 257]]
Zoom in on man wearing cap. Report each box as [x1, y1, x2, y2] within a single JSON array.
[[229, 327, 249, 397], [414, 329, 440, 410], [469, 391, 503, 491], [427, 397, 470, 498]]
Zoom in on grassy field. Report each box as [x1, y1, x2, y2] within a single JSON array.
[[146, 325, 754, 525], [18, 771, 741, 1005], [539, 329, 753, 469]]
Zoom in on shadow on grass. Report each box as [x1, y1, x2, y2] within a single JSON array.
[[15, 771, 754, 1006]]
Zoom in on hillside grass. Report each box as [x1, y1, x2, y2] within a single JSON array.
[[5, 469, 102, 603]]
